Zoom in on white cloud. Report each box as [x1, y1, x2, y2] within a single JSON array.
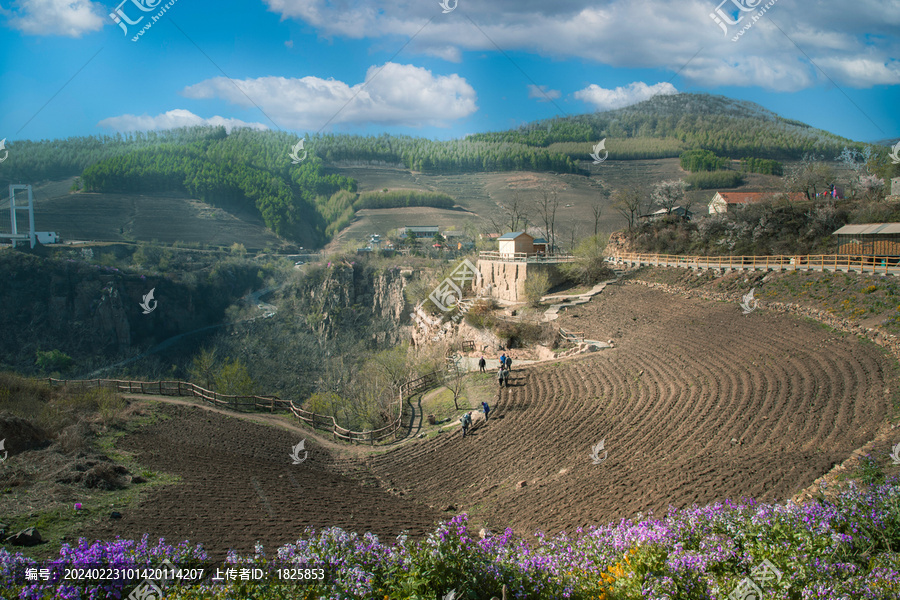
[[97, 109, 267, 133], [262, 0, 900, 91], [812, 57, 900, 88], [181, 62, 478, 130], [527, 85, 561, 103], [575, 82, 678, 111], [5, 0, 106, 36]]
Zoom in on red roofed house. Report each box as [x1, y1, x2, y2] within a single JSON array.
[[708, 192, 771, 214], [708, 191, 808, 214]]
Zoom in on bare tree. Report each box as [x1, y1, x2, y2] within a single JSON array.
[[613, 186, 645, 230], [783, 153, 836, 201], [590, 203, 603, 237], [566, 223, 583, 253], [486, 190, 530, 235], [591, 183, 608, 236], [447, 356, 465, 410], [534, 186, 560, 252], [506, 190, 530, 232], [652, 179, 688, 214]]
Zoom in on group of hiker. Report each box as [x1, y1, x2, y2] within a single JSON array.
[[496, 354, 513, 387], [462, 353, 515, 437], [477, 353, 513, 386]]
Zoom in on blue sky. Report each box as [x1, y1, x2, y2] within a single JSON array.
[[1, 0, 898, 144]]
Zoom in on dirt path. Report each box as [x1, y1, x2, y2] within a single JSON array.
[[122, 394, 392, 459]]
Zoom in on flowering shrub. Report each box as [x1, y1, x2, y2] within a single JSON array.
[[4, 481, 900, 599]]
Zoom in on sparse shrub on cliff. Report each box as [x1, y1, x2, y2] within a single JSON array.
[[524, 271, 551, 306], [493, 320, 551, 348], [561, 233, 615, 286]]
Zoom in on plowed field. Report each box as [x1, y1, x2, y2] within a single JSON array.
[[83, 405, 441, 559], [84, 284, 895, 555], [365, 284, 893, 535]]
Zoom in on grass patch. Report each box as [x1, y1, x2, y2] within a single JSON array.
[[421, 387, 467, 423], [0, 376, 182, 560], [3, 468, 181, 560]]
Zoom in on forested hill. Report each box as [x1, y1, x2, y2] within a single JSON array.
[[469, 93, 866, 161], [79, 129, 356, 245], [0, 93, 885, 247]]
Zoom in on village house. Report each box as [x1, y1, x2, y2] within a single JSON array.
[[497, 231, 535, 257], [708, 192, 771, 214], [707, 191, 808, 214]]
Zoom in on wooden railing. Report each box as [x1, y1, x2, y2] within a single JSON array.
[[559, 327, 585, 343], [612, 252, 900, 276], [50, 369, 448, 445], [479, 251, 576, 263], [48, 378, 289, 412], [400, 371, 446, 397]]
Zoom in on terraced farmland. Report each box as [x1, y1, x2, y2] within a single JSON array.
[[80, 283, 893, 556], [365, 283, 892, 535]]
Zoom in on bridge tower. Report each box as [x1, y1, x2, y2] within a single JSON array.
[[2, 184, 36, 248]]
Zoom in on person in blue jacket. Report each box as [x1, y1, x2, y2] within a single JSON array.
[[482, 401, 490, 421]]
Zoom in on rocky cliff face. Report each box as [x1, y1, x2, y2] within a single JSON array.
[[300, 263, 410, 346], [0, 251, 234, 373]]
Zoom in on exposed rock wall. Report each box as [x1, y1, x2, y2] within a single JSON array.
[[303, 263, 410, 346], [477, 260, 565, 303]]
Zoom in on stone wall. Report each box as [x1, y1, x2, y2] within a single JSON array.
[[476, 259, 565, 303]]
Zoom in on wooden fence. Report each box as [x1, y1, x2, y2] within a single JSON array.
[[478, 251, 576, 263], [400, 371, 446, 397], [50, 369, 448, 445], [559, 327, 585, 343], [612, 252, 900, 276], [48, 378, 289, 412]]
